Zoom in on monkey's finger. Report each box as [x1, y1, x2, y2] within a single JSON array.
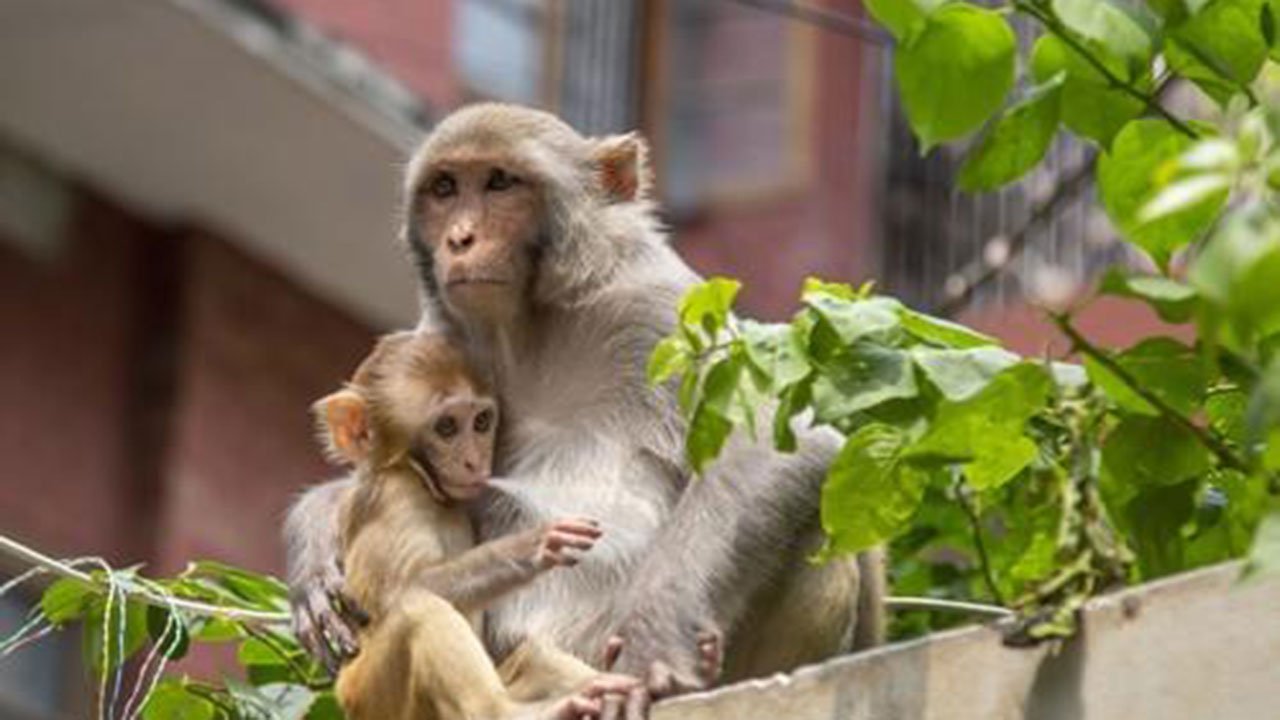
[[563, 695, 602, 719], [603, 636, 625, 670], [646, 661, 675, 698], [552, 520, 604, 538], [624, 686, 650, 720], [319, 607, 360, 659], [546, 531, 599, 551], [599, 693, 624, 720], [586, 673, 642, 695]]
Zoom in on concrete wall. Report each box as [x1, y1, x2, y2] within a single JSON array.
[[656, 563, 1280, 720]]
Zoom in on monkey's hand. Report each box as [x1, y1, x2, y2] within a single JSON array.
[[602, 611, 722, 707], [534, 518, 602, 569], [288, 558, 367, 674]]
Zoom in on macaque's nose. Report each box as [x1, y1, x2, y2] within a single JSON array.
[[446, 232, 475, 254]]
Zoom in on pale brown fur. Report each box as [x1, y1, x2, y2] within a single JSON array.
[[286, 105, 884, 719], [315, 331, 626, 720]]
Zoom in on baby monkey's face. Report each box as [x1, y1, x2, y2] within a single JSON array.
[[408, 394, 497, 502]]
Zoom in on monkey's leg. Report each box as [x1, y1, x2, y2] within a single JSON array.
[[498, 636, 600, 702], [723, 546, 885, 680]]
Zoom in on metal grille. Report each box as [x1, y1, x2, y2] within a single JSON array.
[[555, 0, 642, 134], [875, 14, 1137, 316]]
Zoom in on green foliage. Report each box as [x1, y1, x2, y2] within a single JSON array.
[[651, 0, 1280, 645]]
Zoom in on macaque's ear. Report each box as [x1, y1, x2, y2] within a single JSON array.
[[312, 389, 371, 465], [592, 132, 651, 204]]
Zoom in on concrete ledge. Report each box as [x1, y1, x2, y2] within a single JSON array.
[[655, 563, 1279, 720]]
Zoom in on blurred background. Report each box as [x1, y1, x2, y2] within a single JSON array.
[[0, 0, 1177, 715]]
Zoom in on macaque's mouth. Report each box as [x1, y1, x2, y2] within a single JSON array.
[[446, 277, 510, 288]]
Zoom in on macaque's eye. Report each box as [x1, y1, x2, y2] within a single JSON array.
[[485, 168, 520, 192], [429, 172, 457, 199], [434, 415, 459, 439], [474, 408, 494, 434]]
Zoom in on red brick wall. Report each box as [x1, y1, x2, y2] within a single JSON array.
[[154, 233, 374, 576], [267, 0, 460, 109], [673, 0, 879, 321], [0, 196, 154, 562]]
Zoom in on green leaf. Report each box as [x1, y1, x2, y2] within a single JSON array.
[[82, 596, 150, 673], [1102, 415, 1212, 487], [812, 343, 919, 423], [911, 346, 1021, 401], [895, 3, 1017, 150], [307, 692, 345, 720], [146, 605, 190, 660], [803, 295, 902, 346], [959, 74, 1065, 191], [819, 424, 928, 556], [227, 679, 314, 720], [1098, 119, 1228, 267], [186, 561, 290, 609], [647, 335, 690, 385], [142, 681, 218, 720], [899, 307, 998, 348], [1030, 35, 1148, 147], [1123, 480, 1198, 578], [1190, 206, 1280, 340], [1139, 173, 1233, 223], [1166, 0, 1268, 106], [687, 406, 733, 475], [864, 0, 944, 41], [41, 578, 94, 624], [1052, 0, 1158, 63], [773, 376, 813, 453], [1098, 269, 1200, 323], [1083, 337, 1208, 416], [740, 320, 810, 392], [679, 277, 741, 339], [907, 363, 1053, 489]]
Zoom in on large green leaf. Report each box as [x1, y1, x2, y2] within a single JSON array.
[[679, 277, 741, 339], [812, 343, 919, 422], [911, 346, 1021, 401], [1102, 415, 1212, 486], [740, 320, 810, 392], [1166, 0, 1269, 106], [1052, 0, 1159, 63], [1031, 35, 1148, 147], [899, 307, 998, 348], [959, 74, 1065, 191], [41, 578, 95, 624], [1098, 119, 1228, 267], [1083, 337, 1209, 416], [907, 364, 1053, 489], [804, 295, 903, 346], [142, 681, 218, 720], [896, 4, 1016, 150], [819, 424, 928, 556]]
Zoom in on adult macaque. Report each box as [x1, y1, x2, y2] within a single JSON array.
[[285, 104, 884, 717], [315, 331, 630, 719]]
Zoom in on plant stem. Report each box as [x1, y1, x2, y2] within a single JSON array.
[[955, 477, 1007, 606], [1013, 1, 1199, 139], [1051, 314, 1249, 474]]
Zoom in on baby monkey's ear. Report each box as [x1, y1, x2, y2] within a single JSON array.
[[592, 132, 651, 204], [312, 388, 372, 465]]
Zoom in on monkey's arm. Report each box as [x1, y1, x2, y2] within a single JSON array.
[[283, 477, 361, 671], [414, 519, 600, 613]]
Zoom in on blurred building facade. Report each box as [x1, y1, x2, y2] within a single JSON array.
[[0, 1, 1173, 716]]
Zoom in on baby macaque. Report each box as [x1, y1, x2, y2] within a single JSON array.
[[312, 331, 630, 720]]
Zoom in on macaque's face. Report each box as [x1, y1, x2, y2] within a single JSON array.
[[414, 156, 542, 324], [408, 394, 498, 501]]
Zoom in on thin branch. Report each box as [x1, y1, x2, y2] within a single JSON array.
[[722, 0, 890, 44], [0, 533, 291, 625], [1050, 314, 1251, 475], [885, 595, 1014, 618], [1013, 1, 1198, 139], [955, 478, 1007, 606]]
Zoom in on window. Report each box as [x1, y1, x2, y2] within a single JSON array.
[[454, 0, 546, 104], [653, 1, 816, 210]]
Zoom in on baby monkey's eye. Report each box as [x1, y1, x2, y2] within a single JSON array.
[[434, 415, 459, 439], [485, 168, 520, 192], [429, 173, 457, 199], [474, 408, 494, 433]]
